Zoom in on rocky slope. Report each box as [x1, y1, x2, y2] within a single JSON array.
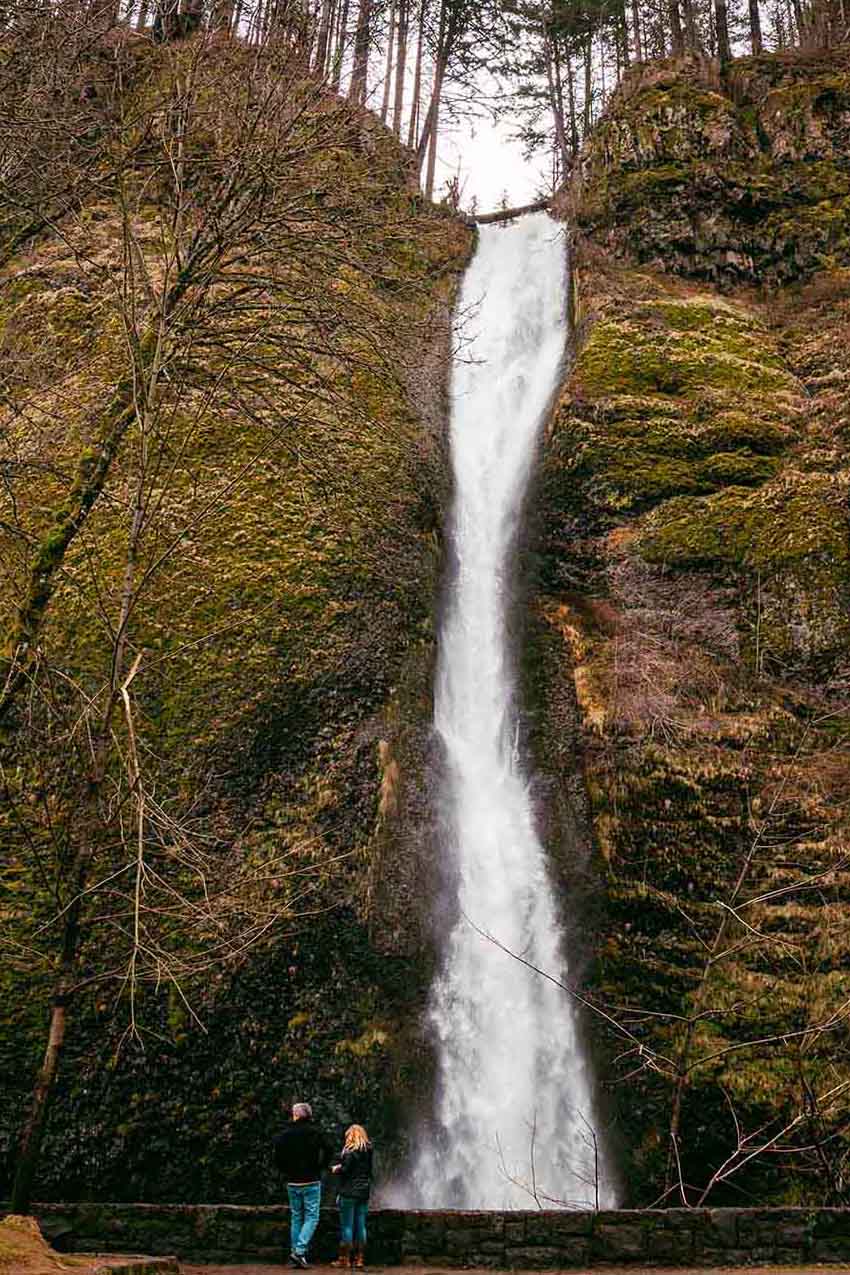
[[537, 45, 850, 1204], [0, 35, 470, 1201]]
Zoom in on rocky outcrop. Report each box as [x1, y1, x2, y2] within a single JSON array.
[[537, 47, 850, 1206], [566, 46, 850, 284]]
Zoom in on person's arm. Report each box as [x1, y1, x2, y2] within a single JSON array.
[[335, 1147, 352, 1186]]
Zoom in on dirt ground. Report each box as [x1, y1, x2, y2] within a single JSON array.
[[182, 1265, 850, 1275], [1, 1255, 172, 1275], [0, 1217, 178, 1275]]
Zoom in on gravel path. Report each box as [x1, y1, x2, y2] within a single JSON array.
[[183, 1264, 850, 1275]]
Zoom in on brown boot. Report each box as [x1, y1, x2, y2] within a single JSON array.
[[353, 1246, 365, 1269], [330, 1244, 351, 1268]]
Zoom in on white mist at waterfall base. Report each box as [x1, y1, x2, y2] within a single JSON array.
[[399, 214, 616, 1211]]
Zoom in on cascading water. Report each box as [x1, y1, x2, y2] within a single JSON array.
[[403, 213, 616, 1210]]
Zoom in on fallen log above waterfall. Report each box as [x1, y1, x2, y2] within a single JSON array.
[[474, 198, 550, 224]]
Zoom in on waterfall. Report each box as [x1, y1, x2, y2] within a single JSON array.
[[402, 213, 615, 1210]]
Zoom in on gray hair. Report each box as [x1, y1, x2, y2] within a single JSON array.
[[292, 1102, 312, 1120]]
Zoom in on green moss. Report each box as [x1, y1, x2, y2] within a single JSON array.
[[636, 472, 850, 665], [763, 193, 850, 271], [614, 163, 690, 205], [555, 290, 800, 512], [566, 404, 783, 511], [761, 74, 850, 134], [576, 313, 796, 401], [638, 472, 848, 569]]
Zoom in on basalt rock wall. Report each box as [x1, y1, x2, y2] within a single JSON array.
[[533, 45, 850, 1207], [567, 45, 850, 284]]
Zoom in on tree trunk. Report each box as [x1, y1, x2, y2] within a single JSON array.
[[348, 0, 372, 104], [790, 0, 805, 42], [774, 3, 786, 43], [682, 0, 699, 49], [391, 0, 408, 137], [11, 997, 69, 1214], [0, 388, 141, 719], [265, 0, 284, 41], [9, 455, 149, 1212], [632, 0, 643, 59], [424, 88, 440, 199], [314, 0, 335, 76], [544, 30, 569, 181], [583, 31, 592, 135], [380, 0, 396, 122], [475, 197, 550, 223], [179, 0, 202, 32], [563, 41, 579, 153], [619, 0, 631, 67], [330, 0, 349, 89], [250, 0, 263, 42], [669, 0, 685, 53], [211, 0, 234, 31], [422, 43, 450, 198], [407, 0, 426, 147], [417, 0, 449, 182], [715, 0, 731, 63], [10, 848, 87, 1216], [749, 0, 763, 49]]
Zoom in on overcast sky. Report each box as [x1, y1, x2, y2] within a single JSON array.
[[433, 111, 549, 211], [362, 58, 550, 214]]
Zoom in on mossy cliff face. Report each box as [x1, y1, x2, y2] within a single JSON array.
[[537, 49, 850, 1204], [567, 46, 850, 284], [0, 37, 471, 1201]]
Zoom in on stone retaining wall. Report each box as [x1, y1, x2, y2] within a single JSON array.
[[27, 1203, 850, 1267]]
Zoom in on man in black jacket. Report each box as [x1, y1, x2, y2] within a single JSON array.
[[273, 1102, 330, 1268]]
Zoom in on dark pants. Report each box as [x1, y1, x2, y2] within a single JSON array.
[[339, 1195, 368, 1246]]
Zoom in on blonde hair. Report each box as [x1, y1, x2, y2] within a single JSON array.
[[343, 1124, 370, 1152]]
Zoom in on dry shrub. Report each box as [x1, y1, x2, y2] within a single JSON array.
[[606, 555, 739, 739]]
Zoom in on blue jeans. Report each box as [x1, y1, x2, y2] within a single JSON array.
[[338, 1196, 368, 1247], [288, 1181, 321, 1256]]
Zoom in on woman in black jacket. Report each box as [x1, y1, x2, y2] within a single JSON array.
[[330, 1124, 374, 1269]]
